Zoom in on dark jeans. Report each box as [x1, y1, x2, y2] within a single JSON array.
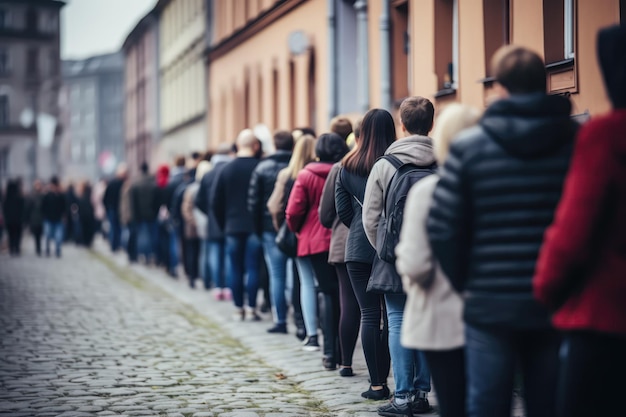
[[309, 252, 340, 362], [207, 239, 226, 289], [126, 223, 138, 263], [137, 221, 158, 261], [557, 331, 626, 417], [465, 324, 561, 417], [346, 261, 390, 387], [31, 225, 43, 255], [225, 233, 262, 309], [184, 237, 200, 282], [291, 260, 304, 330], [424, 348, 466, 417], [336, 263, 360, 367], [7, 223, 22, 255], [107, 209, 121, 251]]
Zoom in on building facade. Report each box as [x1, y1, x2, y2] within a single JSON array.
[[123, 9, 160, 177], [206, 0, 623, 148], [59, 52, 124, 182], [0, 0, 64, 189], [155, 0, 208, 164]]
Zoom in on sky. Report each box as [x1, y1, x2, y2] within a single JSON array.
[[61, 0, 156, 60]]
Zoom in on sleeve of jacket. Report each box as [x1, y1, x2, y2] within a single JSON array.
[[396, 178, 437, 291], [267, 170, 287, 231], [335, 168, 353, 227], [285, 172, 308, 233], [362, 161, 386, 248], [194, 174, 210, 215], [247, 166, 263, 234], [319, 164, 340, 229], [426, 140, 471, 293], [211, 170, 226, 231], [533, 120, 612, 309]]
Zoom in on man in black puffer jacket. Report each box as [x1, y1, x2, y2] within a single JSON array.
[[247, 130, 293, 334], [427, 46, 578, 417]]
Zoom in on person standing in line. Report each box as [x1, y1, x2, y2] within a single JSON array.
[[103, 164, 128, 252], [533, 25, 626, 417], [129, 162, 158, 264], [286, 133, 349, 370], [396, 103, 481, 417], [267, 134, 317, 342], [362, 97, 437, 416], [427, 46, 578, 417], [248, 130, 294, 334], [41, 176, 66, 258], [119, 170, 136, 264], [212, 130, 263, 320], [77, 181, 96, 248], [3, 179, 24, 256], [26, 179, 45, 256], [335, 109, 394, 401], [163, 156, 186, 276], [318, 119, 362, 377]]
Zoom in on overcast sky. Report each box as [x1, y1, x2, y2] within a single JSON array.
[[61, 0, 156, 60]]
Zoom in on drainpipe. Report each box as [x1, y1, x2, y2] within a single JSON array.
[[327, 0, 337, 122], [354, 0, 369, 114], [380, 0, 391, 111]]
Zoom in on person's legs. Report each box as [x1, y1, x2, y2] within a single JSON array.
[[291, 260, 306, 340], [346, 262, 390, 391], [208, 239, 226, 291], [168, 228, 179, 276], [423, 349, 466, 417], [184, 237, 200, 287], [336, 263, 360, 370], [225, 234, 245, 310], [7, 224, 18, 254], [200, 239, 211, 289], [52, 222, 63, 258], [310, 253, 340, 367], [519, 329, 560, 417], [465, 324, 516, 417], [32, 225, 42, 255], [262, 231, 289, 327], [244, 233, 262, 311], [44, 221, 51, 256], [127, 222, 138, 263], [295, 256, 318, 338]]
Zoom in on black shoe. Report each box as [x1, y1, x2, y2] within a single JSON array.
[[322, 357, 336, 370], [361, 385, 390, 401], [378, 399, 413, 417], [339, 367, 354, 377], [267, 323, 287, 334], [295, 326, 306, 341], [411, 397, 432, 414], [302, 335, 320, 351], [260, 301, 271, 313]]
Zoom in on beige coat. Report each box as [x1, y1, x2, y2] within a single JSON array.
[[267, 167, 291, 231], [395, 174, 464, 350], [181, 183, 199, 239]]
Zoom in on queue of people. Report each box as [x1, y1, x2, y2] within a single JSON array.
[[1, 25, 624, 417]]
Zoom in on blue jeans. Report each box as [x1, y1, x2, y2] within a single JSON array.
[[262, 232, 289, 325], [465, 324, 561, 417], [295, 256, 318, 337], [225, 233, 262, 309], [168, 228, 179, 273], [207, 239, 226, 288], [200, 239, 211, 289], [44, 221, 64, 257], [136, 221, 158, 260], [385, 293, 431, 398], [107, 209, 121, 251]]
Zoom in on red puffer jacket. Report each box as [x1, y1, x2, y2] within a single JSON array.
[[286, 162, 333, 257]]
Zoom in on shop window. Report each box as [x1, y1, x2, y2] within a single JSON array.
[[391, 0, 409, 102], [0, 94, 8, 126], [434, 0, 458, 93], [543, 0, 575, 64], [483, 0, 509, 75]]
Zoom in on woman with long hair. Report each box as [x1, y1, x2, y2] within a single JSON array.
[[335, 108, 395, 400]]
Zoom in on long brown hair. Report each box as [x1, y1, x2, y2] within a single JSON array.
[[342, 108, 396, 177]]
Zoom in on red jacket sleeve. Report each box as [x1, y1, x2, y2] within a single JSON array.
[[285, 171, 309, 233], [533, 119, 614, 309]]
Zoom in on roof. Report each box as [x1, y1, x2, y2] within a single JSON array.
[[62, 52, 123, 78], [121, 8, 158, 51]]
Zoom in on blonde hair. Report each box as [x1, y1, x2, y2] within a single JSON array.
[[431, 104, 481, 163], [195, 160, 212, 182], [286, 134, 316, 179]]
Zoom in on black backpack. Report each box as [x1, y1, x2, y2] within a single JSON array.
[[375, 154, 437, 263]]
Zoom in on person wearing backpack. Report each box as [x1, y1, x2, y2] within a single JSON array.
[[362, 96, 436, 416]]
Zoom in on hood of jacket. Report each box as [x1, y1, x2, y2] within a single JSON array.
[[304, 162, 333, 179], [480, 93, 576, 158], [385, 135, 436, 166], [598, 25, 626, 109]]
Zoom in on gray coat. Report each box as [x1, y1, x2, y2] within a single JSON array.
[[318, 163, 348, 265]]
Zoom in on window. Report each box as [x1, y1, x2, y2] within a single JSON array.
[[85, 141, 96, 161], [483, 0, 509, 75], [543, 0, 575, 64], [71, 142, 81, 161], [26, 48, 38, 76], [0, 48, 9, 75], [70, 84, 80, 102], [49, 50, 58, 76], [0, 9, 9, 29], [26, 8, 38, 31], [0, 94, 8, 126], [434, 0, 458, 91]]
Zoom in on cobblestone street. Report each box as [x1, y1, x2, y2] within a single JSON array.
[[0, 241, 405, 417]]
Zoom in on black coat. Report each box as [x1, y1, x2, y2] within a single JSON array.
[[103, 177, 124, 213], [427, 93, 578, 329], [335, 167, 376, 264], [42, 192, 66, 223], [247, 151, 291, 234], [195, 160, 229, 240]]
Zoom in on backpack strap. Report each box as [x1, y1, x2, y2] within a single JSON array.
[[379, 154, 403, 170]]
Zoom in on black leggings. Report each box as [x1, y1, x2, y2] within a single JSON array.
[[346, 261, 390, 386], [7, 224, 22, 255], [336, 263, 360, 367], [309, 253, 340, 361], [557, 331, 626, 417], [424, 348, 466, 417]]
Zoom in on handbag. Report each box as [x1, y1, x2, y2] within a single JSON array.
[[275, 221, 297, 257], [366, 255, 404, 294]]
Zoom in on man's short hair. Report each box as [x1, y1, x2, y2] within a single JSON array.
[[273, 130, 294, 151], [140, 161, 149, 174], [50, 176, 59, 186], [492, 45, 547, 94], [330, 116, 353, 141], [399, 96, 435, 136]]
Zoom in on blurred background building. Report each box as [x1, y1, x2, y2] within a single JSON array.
[[0, 0, 64, 190], [59, 52, 124, 182]]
